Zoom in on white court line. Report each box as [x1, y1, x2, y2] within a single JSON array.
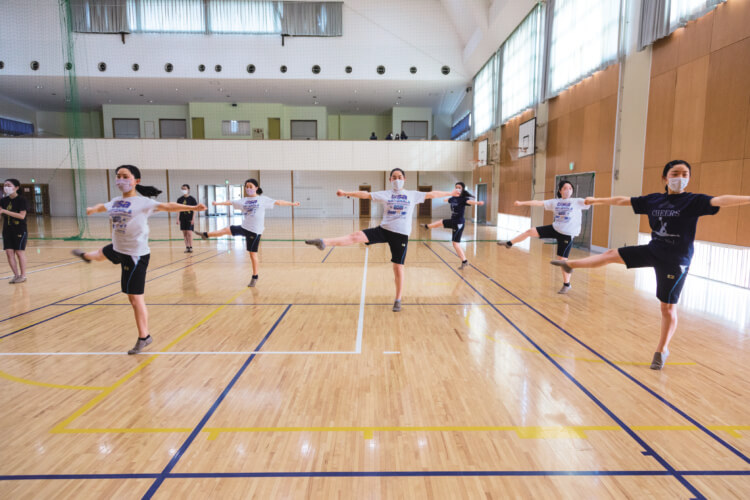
[[0, 260, 81, 280], [0, 351, 358, 356], [383, 351, 401, 354], [355, 247, 369, 354]]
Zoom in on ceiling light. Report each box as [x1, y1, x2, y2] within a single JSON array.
[[308, 89, 312, 93], [397, 90, 401, 93], [218, 88, 224, 91], [314, 101, 319, 105], [175, 88, 179, 91], [36, 85, 43, 89], [127, 87, 135, 91], [148, 100, 153, 103]]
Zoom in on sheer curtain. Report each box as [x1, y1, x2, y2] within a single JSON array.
[[209, 0, 281, 33], [500, 5, 543, 123], [669, 0, 725, 31], [545, 0, 621, 98], [281, 2, 342, 36], [639, 0, 725, 50], [128, 0, 205, 32], [473, 56, 498, 137], [72, 0, 130, 33]]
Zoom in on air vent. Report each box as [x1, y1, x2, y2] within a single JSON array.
[[31, 61, 40, 71], [164, 63, 173, 73], [64, 62, 72, 70], [345, 65, 352, 73], [312, 64, 321, 74], [410, 66, 417, 74], [132, 63, 139, 71], [376, 65, 385, 75], [97, 61, 106, 72], [0, 61, 4, 70], [198, 64, 206, 72], [215, 64, 222, 72], [280, 65, 287, 73], [441, 65, 450, 75], [247, 64, 256, 74]]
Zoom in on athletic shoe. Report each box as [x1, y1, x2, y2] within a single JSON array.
[[248, 277, 258, 287], [422, 224, 429, 229], [8, 276, 18, 284], [13, 276, 26, 283], [650, 350, 669, 370], [188, 247, 193, 253], [459, 261, 469, 270], [305, 239, 326, 251], [127, 336, 153, 355], [498, 240, 512, 248], [71, 249, 91, 263], [184, 248, 191, 253], [550, 260, 574, 273], [557, 285, 571, 294], [392, 299, 402, 312], [194, 230, 208, 240]]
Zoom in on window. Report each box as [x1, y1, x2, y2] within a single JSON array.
[[0, 117, 34, 136], [127, 0, 206, 33], [669, 0, 725, 31], [501, 5, 543, 123], [451, 113, 471, 140], [113, 118, 140, 138], [158, 119, 187, 138], [209, 0, 281, 33], [546, 0, 621, 98], [221, 120, 250, 136], [472, 55, 498, 137], [290, 120, 317, 140], [400, 121, 428, 140]]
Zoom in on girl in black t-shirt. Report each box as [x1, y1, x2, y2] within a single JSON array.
[[551, 160, 750, 370], [1, 178, 28, 284], [176, 184, 198, 253], [422, 182, 484, 269]]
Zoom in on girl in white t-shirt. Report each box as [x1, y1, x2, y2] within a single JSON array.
[[195, 178, 299, 287], [305, 168, 460, 312], [498, 180, 589, 294], [72, 165, 206, 354]]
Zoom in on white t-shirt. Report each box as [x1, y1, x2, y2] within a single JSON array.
[[543, 197, 590, 237], [105, 195, 160, 256], [231, 195, 276, 234], [371, 189, 427, 236]]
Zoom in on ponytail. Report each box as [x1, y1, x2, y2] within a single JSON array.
[[246, 178, 263, 195], [115, 164, 162, 198]]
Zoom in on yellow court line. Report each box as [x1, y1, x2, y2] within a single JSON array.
[[484, 335, 696, 366], [51, 287, 248, 434], [0, 369, 107, 391]]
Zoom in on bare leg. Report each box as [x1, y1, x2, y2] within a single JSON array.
[[14, 250, 26, 277], [249, 251, 259, 275], [323, 231, 368, 247], [182, 230, 190, 247], [453, 241, 466, 262], [5, 249, 19, 276], [557, 255, 571, 283], [565, 248, 624, 269], [657, 302, 678, 353], [128, 294, 150, 339], [426, 220, 442, 229], [393, 263, 405, 300], [185, 230, 193, 247], [510, 227, 540, 245]]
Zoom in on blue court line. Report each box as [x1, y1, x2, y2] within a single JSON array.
[[321, 247, 334, 263], [0, 251, 226, 340], [423, 243, 705, 499], [0, 249, 215, 324], [142, 304, 293, 499], [439, 243, 750, 466], [2, 469, 748, 482]]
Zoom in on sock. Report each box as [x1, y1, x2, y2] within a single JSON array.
[[141, 334, 151, 340], [202, 232, 208, 238], [563, 282, 570, 287], [462, 260, 468, 264], [252, 274, 259, 279], [507, 241, 513, 247]]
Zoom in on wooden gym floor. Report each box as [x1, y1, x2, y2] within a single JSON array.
[[1, 216, 748, 498]]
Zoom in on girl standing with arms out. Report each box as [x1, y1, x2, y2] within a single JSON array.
[[72, 165, 206, 354], [551, 160, 750, 369], [498, 180, 590, 294], [195, 178, 299, 287], [305, 168, 460, 312], [1, 179, 28, 284], [422, 181, 484, 269], [176, 184, 198, 253]]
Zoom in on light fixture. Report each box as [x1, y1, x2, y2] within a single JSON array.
[[148, 100, 153, 103], [127, 87, 135, 90], [36, 85, 43, 89]]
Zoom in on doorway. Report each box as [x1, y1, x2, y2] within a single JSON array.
[[197, 184, 232, 216], [358, 185, 371, 218], [554, 172, 595, 250], [268, 118, 281, 140], [20, 184, 50, 215], [417, 185, 432, 218], [475, 183, 487, 223], [191, 117, 205, 139]]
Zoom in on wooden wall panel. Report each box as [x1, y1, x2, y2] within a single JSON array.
[[671, 55, 709, 165], [678, 10, 714, 66], [651, 32, 681, 77], [738, 159, 750, 246], [568, 108, 585, 171], [695, 160, 743, 245], [599, 64, 620, 99], [745, 102, 750, 159], [592, 205, 610, 247], [711, 0, 750, 52], [497, 110, 535, 216], [644, 71, 677, 168], [581, 102, 601, 172], [597, 95, 618, 172], [701, 37, 750, 162]]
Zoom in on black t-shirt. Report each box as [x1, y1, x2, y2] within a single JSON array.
[[1, 195, 28, 233], [631, 192, 719, 266], [176, 195, 197, 221], [448, 196, 469, 223]]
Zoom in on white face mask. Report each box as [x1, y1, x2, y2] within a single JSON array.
[[246, 187, 257, 196], [3, 186, 14, 195], [115, 179, 134, 193], [667, 177, 688, 192], [181, 189, 189, 196], [391, 179, 404, 190]]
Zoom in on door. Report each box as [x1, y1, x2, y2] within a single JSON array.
[[20, 184, 50, 215], [554, 172, 595, 250], [476, 184, 487, 223], [191, 117, 205, 139], [268, 118, 281, 140], [358, 185, 371, 218], [290, 120, 317, 140], [144, 121, 156, 139], [417, 185, 432, 218]]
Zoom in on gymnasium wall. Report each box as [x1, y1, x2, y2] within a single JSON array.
[[545, 64, 619, 248], [497, 109, 536, 218], [472, 131, 494, 220], [103, 104, 189, 138], [643, 1, 750, 247]]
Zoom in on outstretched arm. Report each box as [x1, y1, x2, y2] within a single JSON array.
[[86, 203, 107, 215], [710, 195, 750, 207], [467, 200, 484, 206], [585, 196, 631, 206], [156, 202, 207, 213], [211, 201, 233, 207], [514, 200, 544, 207], [337, 189, 372, 199], [425, 188, 461, 200], [275, 200, 301, 207]]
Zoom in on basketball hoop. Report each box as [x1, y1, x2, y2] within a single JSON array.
[[508, 146, 529, 162]]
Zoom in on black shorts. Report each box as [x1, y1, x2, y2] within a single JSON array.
[[2, 229, 27, 251], [618, 245, 689, 304], [179, 219, 194, 231], [103, 244, 150, 295], [536, 224, 574, 258], [442, 219, 466, 243], [363, 226, 409, 264], [230, 225, 262, 252]]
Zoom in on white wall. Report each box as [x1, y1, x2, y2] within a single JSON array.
[[392, 107, 432, 138], [432, 114, 452, 140], [102, 104, 189, 138]]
